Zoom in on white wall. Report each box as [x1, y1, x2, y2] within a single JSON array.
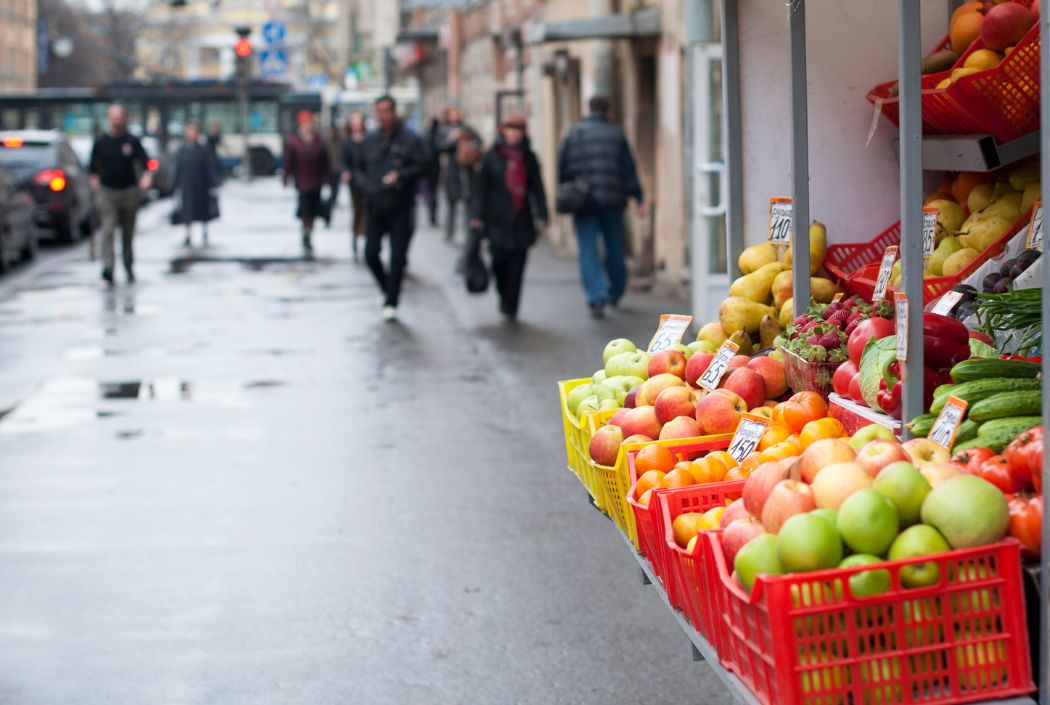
[[736, 0, 948, 248]]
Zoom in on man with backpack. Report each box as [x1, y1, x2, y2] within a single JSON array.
[[438, 105, 481, 244]]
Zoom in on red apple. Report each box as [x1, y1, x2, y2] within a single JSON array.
[[685, 352, 715, 389], [589, 424, 624, 466], [608, 408, 629, 428], [722, 517, 766, 565], [659, 416, 703, 441], [833, 360, 859, 397], [637, 373, 686, 407], [648, 350, 688, 380], [620, 406, 662, 440], [622, 433, 654, 445], [720, 498, 749, 529], [798, 438, 857, 484], [848, 372, 865, 405], [695, 388, 748, 435], [654, 385, 698, 424], [747, 356, 788, 398], [981, 2, 1035, 51], [728, 354, 750, 372], [855, 439, 909, 477], [761, 480, 816, 534], [901, 438, 951, 468], [722, 367, 767, 410], [743, 460, 798, 517]]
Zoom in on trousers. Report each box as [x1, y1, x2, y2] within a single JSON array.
[[573, 208, 627, 306], [97, 186, 139, 272], [365, 208, 415, 308], [491, 248, 528, 317]]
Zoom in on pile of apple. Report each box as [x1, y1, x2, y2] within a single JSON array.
[[724, 426, 1010, 595]]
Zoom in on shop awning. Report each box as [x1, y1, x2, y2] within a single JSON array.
[[528, 6, 661, 44]]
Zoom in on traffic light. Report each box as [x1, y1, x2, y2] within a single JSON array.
[[234, 27, 253, 85]]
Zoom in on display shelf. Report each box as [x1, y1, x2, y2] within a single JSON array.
[[891, 131, 1040, 172]]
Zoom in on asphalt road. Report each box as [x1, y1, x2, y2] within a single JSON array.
[[0, 179, 732, 705]]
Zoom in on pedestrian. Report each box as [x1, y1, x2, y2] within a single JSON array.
[[352, 95, 426, 322], [438, 105, 481, 243], [89, 103, 152, 285], [424, 117, 442, 227], [340, 111, 368, 260], [172, 121, 218, 248], [205, 121, 223, 181], [558, 95, 648, 318], [282, 111, 331, 256], [469, 113, 548, 322], [322, 125, 342, 227]]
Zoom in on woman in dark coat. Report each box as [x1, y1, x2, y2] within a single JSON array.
[[470, 113, 549, 321], [340, 111, 367, 260], [283, 111, 331, 255], [173, 121, 218, 247]]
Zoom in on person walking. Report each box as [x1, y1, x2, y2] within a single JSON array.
[[438, 105, 481, 243], [558, 95, 647, 318], [282, 111, 331, 256], [340, 111, 368, 261], [469, 114, 548, 322], [424, 117, 442, 227], [172, 121, 218, 248], [205, 121, 223, 182], [322, 125, 342, 227], [89, 103, 151, 285], [352, 95, 426, 322]]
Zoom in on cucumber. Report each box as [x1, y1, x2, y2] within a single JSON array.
[[950, 358, 1041, 383], [956, 419, 980, 445], [929, 377, 1041, 414], [959, 427, 1017, 453], [909, 414, 936, 438], [970, 391, 1042, 422], [952, 437, 997, 454], [977, 416, 1043, 438]]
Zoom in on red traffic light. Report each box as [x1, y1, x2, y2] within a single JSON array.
[[235, 38, 253, 58]]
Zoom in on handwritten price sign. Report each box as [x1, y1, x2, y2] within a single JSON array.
[[894, 292, 909, 361], [1026, 201, 1043, 250], [931, 291, 963, 317], [647, 314, 694, 354], [728, 413, 772, 463], [928, 396, 969, 450], [767, 197, 793, 245], [698, 340, 740, 392], [872, 245, 899, 303], [922, 207, 938, 260]]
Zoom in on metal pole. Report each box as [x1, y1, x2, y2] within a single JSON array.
[[788, 0, 810, 316], [239, 86, 252, 181], [1038, 5, 1050, 700], [721, 0, 744, 276], [897, 0, 924, 435]]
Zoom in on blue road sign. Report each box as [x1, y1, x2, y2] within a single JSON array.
[[261, 21, 286, 45], [258, 47, 288, 76]]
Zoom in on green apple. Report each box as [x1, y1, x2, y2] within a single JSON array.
[[849, 423, 897, 451], [888, 525, 951, 588], [839, 554, 891, 598], [734, 534, 784, 592], [673, 343, 693, 360], [576, 394, 602, 417], [689, 340, 719, 354], [776, 513, 843, 573], [873, 461, 930, 527], [603, 338, 637, 364], [810, 508, 838, 529], [565, 384, 594, 415], [603, 376, 635, 405], [620, 375, 645, 391], [605, 351, 651, 379], [592, 369, 607, 384], [837, 489, 899, 555], [592, 381, 619, 403], [598, 398, 619, 411], [920, 474, 1009, 549]]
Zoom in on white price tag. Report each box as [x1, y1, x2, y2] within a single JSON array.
[[922, 207, 938, 260], [1026, 202, 1043, 250], [894, 292, 908, 361], [832, 292, 845, 304], [871, 245, 899, 303], [931, 291, 964, 317], [728, 413, 772, 463], [698, 340, 741, 392], [767, 197, 793, 245], [647, 314, 694, 354], [928, 396, 969, 450]]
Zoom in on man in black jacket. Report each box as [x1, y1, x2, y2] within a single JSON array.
[[352, 95, 427, 321]]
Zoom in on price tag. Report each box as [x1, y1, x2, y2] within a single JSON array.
[[928, 396, 969, 450], [922, 207, 938, 260], [647, 314, 694, 353], [697, 340, 741, 392], [894, 292, 909, 361], [728, 413, 772, 463], [832, 292, 845, 304], [767, 197, 793, 245], [931, 290, 964, 317], [1025, 201, 1043, 250], [871, 245, 899, 303]]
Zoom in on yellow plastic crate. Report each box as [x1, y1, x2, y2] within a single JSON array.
[[557, 378, 616, 508]]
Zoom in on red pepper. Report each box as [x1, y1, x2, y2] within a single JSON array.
[[923, 313, 969, 346], [924, 337, 970, 368], [878, 378, 902, 419], [1008, 494, 1042, 559], [1005, 426, 1043, 493], [952, 446, 996, 475], [976, 454, 1026, 495]]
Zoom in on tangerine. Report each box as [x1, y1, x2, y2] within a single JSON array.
[[781, 391, 828, 433], [664, 468, 696, 489], [636, 470, 667, 498], [759, 441, 801, 463], [799, 417, 847, 449], [759, 424, 791, 451], [635, 444, 676, 474]]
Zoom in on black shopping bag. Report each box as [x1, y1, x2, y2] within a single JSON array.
[[464, 227, 489, 294]]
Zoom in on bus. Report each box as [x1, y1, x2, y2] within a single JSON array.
[[321, 85, 422, 133]]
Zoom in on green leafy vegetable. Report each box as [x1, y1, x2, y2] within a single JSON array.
[[859, 335, 898, 412]]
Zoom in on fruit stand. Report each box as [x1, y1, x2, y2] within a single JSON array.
[[556, 2, 1050, 704]]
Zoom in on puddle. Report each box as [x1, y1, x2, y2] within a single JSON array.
[[115, 429, 143, 440], [170, 255, 333, 275], [244, 380, 286, 389], [101, 379, 192, 401]]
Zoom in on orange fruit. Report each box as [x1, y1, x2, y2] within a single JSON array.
[[706, 450, 738, 471], [635, 444, 676, 474], [799, 417, 847, 449], [664, 468, 696, 489], [673, 512, 705, 547], [636, 470, 667, 498], [686, 534, 699, 553], [950, 11, 983, 54], [781, 391, 828, 434], [724, 466, 750, 482], [786, 434, 803, 450], [688, 457, 722, 484], [771, 402, 789, 428], [739, 451, 763, 475], [951, 1, 984, 26], [700, 506, 727, 530], [950, 171, 988, 205], [638, 489, 653, 507], [759, 424, 791, 450], [672, 460, 697, 482], [759, 441, 801, 463]]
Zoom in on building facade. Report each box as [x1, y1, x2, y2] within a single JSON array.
[[0, 0, 38, 93]]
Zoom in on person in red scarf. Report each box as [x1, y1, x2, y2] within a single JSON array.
[[469, 114, 548, 321], [282, 110, 331, 255]]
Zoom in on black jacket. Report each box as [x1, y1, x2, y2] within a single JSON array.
[[557, 114, 644, 211], [351, 123, 426, 213], [471, 139, 548, 251], [340, 135, 365, 191]]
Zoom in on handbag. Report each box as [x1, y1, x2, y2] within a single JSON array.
[[463, 226, 489, 294]]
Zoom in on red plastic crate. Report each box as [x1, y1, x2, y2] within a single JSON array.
[[661, 481, 745, 639], [704, 531, 1034, 705]]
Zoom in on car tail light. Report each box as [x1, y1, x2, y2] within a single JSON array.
[[147, 158, 159, 171], [1, 136, 24, 148], [33, 169, 66, 192]]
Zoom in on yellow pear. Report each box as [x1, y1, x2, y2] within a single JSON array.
[[1022, 181, 1041, 214], [810, 277, 838, 303], [738, 242, 778, 275], [729, 261, 785, 304], [759, 315, 782, 350], [927, 199, 965, 242], [729, 330, 754, 356], [772, 270, 794, 310], [927, 236, 962, 276], [719, 297, 776, 337], [959, 216, 1013, 252], [1008, 162, 1040, 191], [696, 321, 728, 346], [942, 248, 979, 277], [967, 183, 995, 214], [784, 221, 827, 276], [780, 297, 795, 327]]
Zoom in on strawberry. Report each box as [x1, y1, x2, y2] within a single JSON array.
[[793, 314, 813, 326], [807, 334, 823, 345], [801, 320, 821, 334], [845, 321, 860, 335], [827, 312, 848, 328], [818, 331, 843, 348]]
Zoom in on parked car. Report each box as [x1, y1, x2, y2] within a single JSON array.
[[0, 130, 95, 243], [0, 166, 37, 273], [140, 135, 175, 197]]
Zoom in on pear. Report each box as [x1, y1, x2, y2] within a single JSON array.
[[942, 248, 979, 277], [784, 221, 827, 276], [890, 260, 902, 287], [772, 270, 794, 310], [729, 261, 785, 304], [729, 329, 754, 356], [1022, 181, 1041, 214], [1009, 161, 1040, 191], [719, 296, 776, 337], [780, 298, 795, 327], [738, 242, 778, 275], [927, 236, 963, 276], [759, 315, 783, 350], [810, 277, 838, 304], [927, 199, 966, 243], [696, 321, 728, 346], [967, 183, 995, 214], [959, 216, 1013, 251]]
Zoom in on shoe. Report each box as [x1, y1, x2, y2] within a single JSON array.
[[589, 301, 605, 319], [302, 235, 314, 256], [382, 306, 397, 322], [101, 268, 114, 285], [125, 267, 135, 283]]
